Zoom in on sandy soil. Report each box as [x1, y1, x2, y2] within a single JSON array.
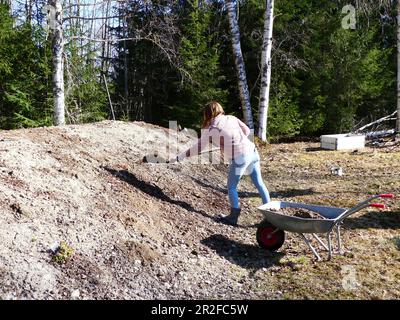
[[0, 120, 398, 299]]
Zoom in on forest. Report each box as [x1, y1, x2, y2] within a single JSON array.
[[0, 1, 399, 302], [0, 0, 399, 140]]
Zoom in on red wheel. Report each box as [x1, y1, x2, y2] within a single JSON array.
[[256, 220, 285, 251]]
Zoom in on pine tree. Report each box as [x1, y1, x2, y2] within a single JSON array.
[[171, 0, 227, 129], [0, 4, 53, 129]]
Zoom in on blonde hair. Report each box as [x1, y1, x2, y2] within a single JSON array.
[[202, 101, 224, 128]]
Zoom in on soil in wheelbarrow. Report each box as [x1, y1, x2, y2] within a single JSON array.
[[278, 207, 321, 219]]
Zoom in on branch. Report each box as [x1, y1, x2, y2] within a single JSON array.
[[64, 15, 130, 22], [64, 0, 126, 10], [355, 111, 398, 132], [69, 35, 140, 43], [68, 35, 190, 79]]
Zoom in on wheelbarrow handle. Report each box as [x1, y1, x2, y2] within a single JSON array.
[[379, 194, 394, 198], [369, 203, 386, 209], [336, 194, 392, 222]]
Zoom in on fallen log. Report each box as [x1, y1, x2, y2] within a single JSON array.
[[365, 129, 396, 140]]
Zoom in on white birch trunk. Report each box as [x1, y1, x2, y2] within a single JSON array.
[[26, 0, 33, 24], [50, 0, 65, 126], [397, 1, 400, 134], [226, 0, 254, 129], [258, 0, 274, 142]]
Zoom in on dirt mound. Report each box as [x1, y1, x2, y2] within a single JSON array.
[[0, 121, 266, 299], [2, 121, 398, 300], [278, 207, 321, 219]]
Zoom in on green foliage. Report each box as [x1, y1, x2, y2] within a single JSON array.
[[112, 3, 176, 125], [0, 5, 53, 129], [268, 84, 303, 139], [169, 0, 228, 129], [0, 4, 13, 77], [0, 3, 107, 129], [64, 40, 108, 124], [5, 87, 40, 127], [52, 241, 75, 264], [357, 46, 395, 119], [273, 0, 396, 135], [0, 1, 396, 138]]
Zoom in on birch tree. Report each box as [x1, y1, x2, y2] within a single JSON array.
[[50, 0, 65, 126], [226, 0, 254, 129], [258, 0, 274, 141], [26, 0, 33, 24]]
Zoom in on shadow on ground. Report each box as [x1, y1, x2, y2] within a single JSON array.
[[103, 166, 216, 221], [192, 177, 317, 199], [271, 188, 317, 198], [344, 210, 400, 229], [201, 234, 284, 270], [393, 237, 400, 250], [305, 147, 323, 152], [191, 177, 256, 197]]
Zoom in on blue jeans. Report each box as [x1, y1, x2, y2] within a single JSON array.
[[227, 148, 271, 209]]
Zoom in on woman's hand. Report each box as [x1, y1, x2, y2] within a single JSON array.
[[168, 156, 179, 164]]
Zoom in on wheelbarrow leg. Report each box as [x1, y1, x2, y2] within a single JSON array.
[[312, 234, 329, 252], [327, 233, 332, 260], [299, 233, 322, 261], [336, 225, 343, 254]]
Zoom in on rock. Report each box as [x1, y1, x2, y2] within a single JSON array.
[[71, 289, 80, 299], [48, 242, 60, 254], [10, 203, 29, 218], [330, 166, 343, 176]]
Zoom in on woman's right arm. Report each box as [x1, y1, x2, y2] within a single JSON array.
[[176, 128, 211, 161]]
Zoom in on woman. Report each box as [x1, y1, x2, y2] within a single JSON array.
[[171, 101, 271, 226]]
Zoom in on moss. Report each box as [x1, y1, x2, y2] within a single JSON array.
[[52, 241, 75, 264], [279, 255, 310, 269]]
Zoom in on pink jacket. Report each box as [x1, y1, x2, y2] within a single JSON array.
[[178, 114, 255, 161]]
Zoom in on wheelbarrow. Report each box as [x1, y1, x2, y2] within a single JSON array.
[[256, 194, 394, 261]]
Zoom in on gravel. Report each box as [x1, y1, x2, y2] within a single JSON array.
[[0, 121, 269, 299]]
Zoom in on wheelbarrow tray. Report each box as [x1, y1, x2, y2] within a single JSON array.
[[256, 194, 394, 261], [258, 201, 347, 234]]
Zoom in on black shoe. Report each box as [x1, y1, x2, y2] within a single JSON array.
[[218, 208, 241, 226]]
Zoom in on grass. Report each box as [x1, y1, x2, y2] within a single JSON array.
[[52, 241, 75, 264], [240, 141, 400, 299]]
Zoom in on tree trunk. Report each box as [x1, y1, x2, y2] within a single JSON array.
[[258, 0, 274, 141], [101, 0, 110, 79], [50, 0, 65, 126], [397, 0, 400, 134], [124, 38, 129, 117], [26, 0, 33, 24], [226, 0, 254, 129]]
